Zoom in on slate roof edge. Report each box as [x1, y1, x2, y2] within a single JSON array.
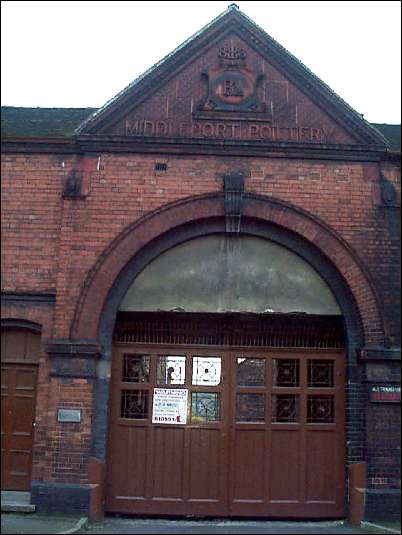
[[75, 5, 240, 134], [234, 9, 390, 147], [73, 4, 389, 147]]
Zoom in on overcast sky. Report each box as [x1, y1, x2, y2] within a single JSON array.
[[1, 1, 401, 124]]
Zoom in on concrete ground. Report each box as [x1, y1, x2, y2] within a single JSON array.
[[80, 517, 401, 534], [1, 514, 401, 534], [1, 513, 87, 535]]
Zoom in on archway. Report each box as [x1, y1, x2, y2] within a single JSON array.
[[69, 193, 384, 517], [106, 233, 348, 516]]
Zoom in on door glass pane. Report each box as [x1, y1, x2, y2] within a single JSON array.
[[272, 395, 299, 423], [121, 390, 148, 419], [273, 359, 299, 387], [191, 392, 220, 423], [236, 358, 265, 386], [157, 356, 186, 385], [307, 395, 334, 423], [308, 360, 334, 387], [122, 354, 150, 383], [236, 393, 265, 422], [192, 356, 221, 385]]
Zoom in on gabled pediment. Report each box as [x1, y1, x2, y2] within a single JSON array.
[[77, 5, 387, 147]]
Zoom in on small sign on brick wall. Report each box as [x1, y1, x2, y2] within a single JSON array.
[[57, 408, 82, 423], [369, 385, 400, 403]]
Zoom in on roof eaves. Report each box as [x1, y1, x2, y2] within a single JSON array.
[[75, 4, 389, 146], [232, 9, 389, 146], [75, 4, 240, 134]]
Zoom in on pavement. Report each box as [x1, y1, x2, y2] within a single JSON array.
[[1, 513, 87, 534], [1, 514, 401, 535], [1, 492, 401, 535]]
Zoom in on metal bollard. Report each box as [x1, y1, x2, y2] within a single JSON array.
[[348, 462, 367, 525]]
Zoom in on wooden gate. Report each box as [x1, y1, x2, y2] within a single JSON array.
[[1, 327, 40, 491], [106, 315, 345, 518]]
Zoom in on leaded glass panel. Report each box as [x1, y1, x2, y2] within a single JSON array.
[[272, 394, 299, 423], [307, 395, 334, 423], [236, 357, 265, 386], [122, 354, 150, 383], [191, 392, 220, 423], [157, 355, 186, 385], [236, 393, 265, 422], [273, 359, 299, 387], [121, 390, 149, 419], [192, 356, 221, 385], [308, 360, 334, 387]]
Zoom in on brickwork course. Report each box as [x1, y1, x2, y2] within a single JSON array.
[[1, 4, 400, 523]]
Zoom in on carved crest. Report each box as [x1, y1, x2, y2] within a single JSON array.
[[199, 44, 266, 113]]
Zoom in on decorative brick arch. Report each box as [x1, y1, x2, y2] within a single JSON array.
[[71, 192, 385, 348]]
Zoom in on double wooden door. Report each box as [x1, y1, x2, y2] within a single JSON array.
[[106, 345, 345, 517]]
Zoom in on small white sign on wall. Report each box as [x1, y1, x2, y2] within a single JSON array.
[[152, 388, 188, 425]]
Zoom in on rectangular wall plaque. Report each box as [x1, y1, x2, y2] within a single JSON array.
[[57, 408, 82, 423], [369, 385, 400, 403]]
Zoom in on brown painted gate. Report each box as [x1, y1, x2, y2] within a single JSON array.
[[1, 327, 40, 491], [106, 318, 345, 518]]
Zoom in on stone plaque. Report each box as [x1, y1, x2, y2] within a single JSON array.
[[57, 409, 82, 423]]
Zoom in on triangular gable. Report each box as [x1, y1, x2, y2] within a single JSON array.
[[77, 5, 388, 147]]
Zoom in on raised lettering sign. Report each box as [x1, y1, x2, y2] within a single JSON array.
[[125, 119, 337, 143]]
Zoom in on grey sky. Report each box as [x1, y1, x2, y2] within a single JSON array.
[[1, 1, 401, 124]]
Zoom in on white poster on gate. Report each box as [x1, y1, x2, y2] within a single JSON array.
[[152, 388, 188, 425]]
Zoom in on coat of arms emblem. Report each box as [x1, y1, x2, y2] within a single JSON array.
[[199, 45, 266, 113]]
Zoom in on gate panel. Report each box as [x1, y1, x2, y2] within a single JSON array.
[[107, 338, 345, 518], [153, 427, 185, 499], [270, 429, 301, 502], [106, 347, 229, 516], [306, 430, 337, 502], [107, 425, 148, 498], [188, 428, 221, 500], [232, 429, 265, 502]]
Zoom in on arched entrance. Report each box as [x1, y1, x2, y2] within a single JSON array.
[[70, 193, 384, 518], [105, 234, 346, 517], [1, 322, 41, 491]]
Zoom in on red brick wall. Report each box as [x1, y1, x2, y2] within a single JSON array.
[[43, 378, 93, 484], [1, 149, 400, 489], [2, 152, 400, 342], [1, 154, 65, 293]]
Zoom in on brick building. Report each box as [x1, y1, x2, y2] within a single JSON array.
[[1, 5, 400, 521]]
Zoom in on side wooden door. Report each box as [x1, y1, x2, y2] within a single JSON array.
[[1, 364, 38, 490], [1, 327, 40, 491]]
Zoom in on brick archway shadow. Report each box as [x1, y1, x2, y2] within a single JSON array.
[[71, 192, 385, 349]]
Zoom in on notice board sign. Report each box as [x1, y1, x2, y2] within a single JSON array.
[[369, 385, 400, 403], [152, 388, 188, 424]]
